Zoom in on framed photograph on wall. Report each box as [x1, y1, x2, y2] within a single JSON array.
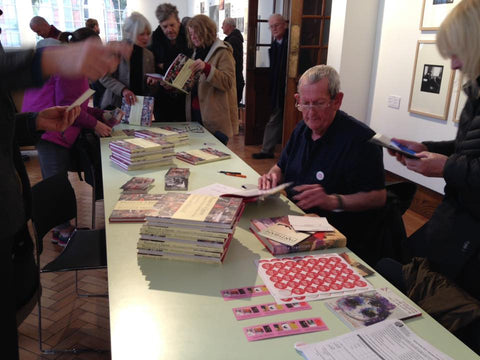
[[420, 0, 459, 30], [408, 40, 454, 120], [452, 72, 468, 122]]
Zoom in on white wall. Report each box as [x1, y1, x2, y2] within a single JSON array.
[[127, 1, 189, 31], [328, 0, 379, 123], [368, 0, 459, 193]]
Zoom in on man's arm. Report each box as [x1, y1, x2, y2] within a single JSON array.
[[292, 185, 386, 212]]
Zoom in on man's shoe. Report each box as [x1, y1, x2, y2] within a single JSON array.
[[252, 152, 274, 159]]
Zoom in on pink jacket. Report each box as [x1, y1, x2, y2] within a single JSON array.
[[22, 75, 103, 148]]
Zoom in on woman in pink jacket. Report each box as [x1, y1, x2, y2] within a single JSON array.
[[22, 27, 112, 245]]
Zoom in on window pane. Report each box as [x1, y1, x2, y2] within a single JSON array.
[[322, 19, 330, 46], [257, 21, 271, 45], [300, 18, 322, 46], [324, 0, 332, 16], [256, 46, 269, 67], [298, 48, 319, 75], [303, 1, 323, 16], [0, 2, 20, 47]]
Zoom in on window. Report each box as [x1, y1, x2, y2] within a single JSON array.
[[0, 0, 21, 47], [103, 0, 126, 41]]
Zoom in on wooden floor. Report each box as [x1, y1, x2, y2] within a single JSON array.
[[18, 130, 428, 359]]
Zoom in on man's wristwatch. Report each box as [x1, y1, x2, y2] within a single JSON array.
[[332, 194, 345, 213]]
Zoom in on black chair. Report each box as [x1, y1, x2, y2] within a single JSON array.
[[69, 129, 104, 229], [31, 173, 108, 354]]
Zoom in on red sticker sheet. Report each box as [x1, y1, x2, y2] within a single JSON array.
[[257, 254, 373, 304], [243, 317, 328, 341], [233, 301, 311, 320], [221, 285, 270, 300]]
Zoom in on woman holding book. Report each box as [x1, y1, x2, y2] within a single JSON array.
[[185, 14, 238, 143], [378, 0, 480, 353], [100, 12, 155, 109]]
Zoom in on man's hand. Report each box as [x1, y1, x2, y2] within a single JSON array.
[[404, 152, 447, 177], [258, 165, 282, 190], [42, 39, 133, 81], [292, 184, 337, 211], [388, 138, 427, 165], [35, 106, 80, 132], [122, 88, 137, 105], [95, 121, 112, 137]]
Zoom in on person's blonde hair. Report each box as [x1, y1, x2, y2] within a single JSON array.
[[437, 0, 480, 82], [123, 12, 151, 44], [186, 14, 217, 48]]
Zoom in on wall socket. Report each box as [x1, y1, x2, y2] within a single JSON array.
[[387, 95, 401, 109]]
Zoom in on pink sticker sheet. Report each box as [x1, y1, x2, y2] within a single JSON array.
[[233, 301, 311, 320], [243, 317, 328, 341], [257, 254, 373, 304], [221, 285, 270, 300]]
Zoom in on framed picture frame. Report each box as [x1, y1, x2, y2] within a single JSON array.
[[408, 40, 454, 120], [420, 0, 459, 31], [452, 72, 468, 122]]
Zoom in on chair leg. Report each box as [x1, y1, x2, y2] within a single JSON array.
[[91, 184, 96, 230]]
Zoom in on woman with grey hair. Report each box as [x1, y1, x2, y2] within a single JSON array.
[[100, 12, 155, 109]]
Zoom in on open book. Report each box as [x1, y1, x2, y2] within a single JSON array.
[[146, 53, 200, 94], [121, 96, 154, 126], [369, 133, 420, 159]]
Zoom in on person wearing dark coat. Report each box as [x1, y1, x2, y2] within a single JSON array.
[[222, 17, 245, 105], [148, 3, 192, 122], [253, 14, 288, 159], [377, 0, 480, 354], [0, 25, 128, 357]]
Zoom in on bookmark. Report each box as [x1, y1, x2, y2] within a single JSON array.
[[66, 88, 95, 111], [233, 301, 311, 320], [243, 317, 328, 341], [221, 285, 270, 300]]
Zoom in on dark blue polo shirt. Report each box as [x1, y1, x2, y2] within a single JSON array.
[[278, 110, 385, 258]]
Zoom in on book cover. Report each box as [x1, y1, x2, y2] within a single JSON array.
[[165, 167, 190, 191], [369, 133, 420, 159], [324, 288, 422, 329], [250, 215, 346, 255], [146, 193, 244, 230], [109, 193, 164, 222], [146, 53, 200, 94], [176, 147, 231, 165], [121, 177, 155, 193], [110, 128, 136, 139], [121, 95, 154, 126], [134, 128, 189, 145]]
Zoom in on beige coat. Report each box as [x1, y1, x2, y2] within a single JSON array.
[[186, 39, 238, 138]]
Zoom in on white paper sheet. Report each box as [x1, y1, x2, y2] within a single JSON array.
[[288, 215, 334, 232], [295, 319, 453, 360]]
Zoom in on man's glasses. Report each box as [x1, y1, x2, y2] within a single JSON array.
[[295, 101, 332, 112]]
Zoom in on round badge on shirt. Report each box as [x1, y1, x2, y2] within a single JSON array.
[[316, 171, 324, 181]]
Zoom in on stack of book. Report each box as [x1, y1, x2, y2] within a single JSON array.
[[120, 177, 155, 194], [176, 147, 231, 165], [134, 126, 189, 146], [109, 137, 175, 171], [250, 215, 346, 255], [137, 193, 245, 264]]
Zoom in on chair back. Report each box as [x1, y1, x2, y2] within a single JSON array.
[[31, 173, 77, 254]]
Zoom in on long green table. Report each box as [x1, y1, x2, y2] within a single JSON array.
[[101, 123, 479, 359]]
